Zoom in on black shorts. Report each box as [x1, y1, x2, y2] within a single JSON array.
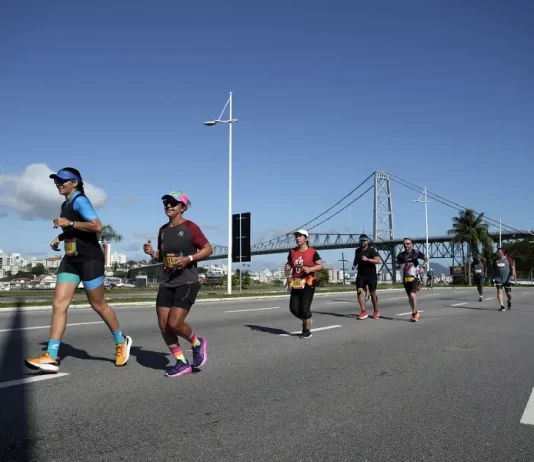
[[355, 275, 377, 292], [57, 257, 105, 290], [156, 283, 200, 311], [495, 281, 512, 292], [289, 285, 315, 320], [403, 276, 418, 294]]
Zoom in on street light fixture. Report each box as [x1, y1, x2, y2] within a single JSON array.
[[204, 92, 239, 295], [410, 187, 430, 271]]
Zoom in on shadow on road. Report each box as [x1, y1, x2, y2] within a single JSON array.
[[39, 341, 114, 364], [129, 345, 170, 371], [0, 299, 33, 461], [245, 325, 290, 335]]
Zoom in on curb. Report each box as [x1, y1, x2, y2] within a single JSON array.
[[0, 286, 473, 313]]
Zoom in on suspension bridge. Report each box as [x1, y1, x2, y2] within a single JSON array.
[[132, 171, 532, 283]]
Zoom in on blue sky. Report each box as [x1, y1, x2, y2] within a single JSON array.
[[1, 0, 533, 271]]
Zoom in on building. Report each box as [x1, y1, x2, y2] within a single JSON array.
[[110, 252, 127, 265], [101, 243, 111, 267], [45, 256, 62, 269]]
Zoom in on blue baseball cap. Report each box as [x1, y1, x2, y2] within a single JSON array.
[[49, 169, 82, 182]]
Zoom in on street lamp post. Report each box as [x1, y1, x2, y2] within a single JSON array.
[[410, 187, 430, 271], [204, 92, 239, 295]]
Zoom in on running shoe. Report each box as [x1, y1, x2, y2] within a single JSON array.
[[192, 338, 208, 368], [25, 352, 60, 373], [166, 361, 192, 377], [115, 335, 132, 366]]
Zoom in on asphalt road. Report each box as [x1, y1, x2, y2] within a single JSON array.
[[1, 287, 534, 461]]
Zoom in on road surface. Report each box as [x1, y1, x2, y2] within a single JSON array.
[[1, 287, 534, 461]]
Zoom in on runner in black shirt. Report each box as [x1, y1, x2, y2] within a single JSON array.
[[352, 234, 381, 320]]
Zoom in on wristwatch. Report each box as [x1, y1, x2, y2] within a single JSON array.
[[68, 221, 75, 228]]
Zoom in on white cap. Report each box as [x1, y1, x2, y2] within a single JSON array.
[[293, 229, 309, 237]]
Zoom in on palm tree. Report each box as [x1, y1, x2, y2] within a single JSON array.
[[98, 224, 124, 244], [447, 209, 491, 284]]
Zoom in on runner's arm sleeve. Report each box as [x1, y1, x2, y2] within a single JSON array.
[[313, 251, 321, 262], [286, 251, 292, 265], [187, 222, 210, 249], [73, 196, 99, 221]]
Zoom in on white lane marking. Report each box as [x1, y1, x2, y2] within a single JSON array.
[[279, 325, 342, 336], [0, 321, 104, 334], [325, 301, 354, 305], [521, 387, 534, 425], [396, 310, 425, 316], [484, 297, 495, 301], [224, 306, 281, 313], [0, 373, 70, 390], [451, 302, 468, 307], [388, 296, 406, 300]]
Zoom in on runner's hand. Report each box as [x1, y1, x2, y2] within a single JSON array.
[[143, 240, 154, 256], [302, 266, 312, 274], [285, 264, 291, 272], [50, 236, 60, 251], [170, 256, 190, 270], [53, 217, 69, 229]]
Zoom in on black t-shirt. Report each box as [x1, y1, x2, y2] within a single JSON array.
[[353, 246, 379, 279]]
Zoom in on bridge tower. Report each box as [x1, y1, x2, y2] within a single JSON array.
[[372, 172, 397, 282]]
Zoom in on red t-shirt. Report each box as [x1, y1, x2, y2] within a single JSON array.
[[287, 246, 321, 279]]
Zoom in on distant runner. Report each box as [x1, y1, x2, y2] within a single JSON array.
[[426, 268, 435, 289], [491, 248, 515, 311], [285, 229, 323, 338], [396, 238, 427, 322], [471, 257, 487, 302], [352, 234, 381, 320]]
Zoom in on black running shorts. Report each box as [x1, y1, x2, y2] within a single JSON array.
[[156, 283, 200, 310]]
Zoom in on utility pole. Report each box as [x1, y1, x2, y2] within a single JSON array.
[[339, 253, 349, 285]]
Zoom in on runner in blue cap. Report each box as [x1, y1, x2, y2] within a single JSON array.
[[25, 167, 132, 373]]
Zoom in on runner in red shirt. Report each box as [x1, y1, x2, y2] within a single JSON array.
[[285, 229, 324, 338]]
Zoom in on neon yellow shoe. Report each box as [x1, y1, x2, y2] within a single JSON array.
[[25, 352, 60, 373]]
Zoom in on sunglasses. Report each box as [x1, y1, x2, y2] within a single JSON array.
[[54, 178, 71, 185], [163, 199, 183, 208]]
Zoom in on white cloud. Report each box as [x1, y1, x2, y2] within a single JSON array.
[[0, 163, 108, 220]]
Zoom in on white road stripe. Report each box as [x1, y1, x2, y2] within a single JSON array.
[[521, 387, 534, 425], [224, 306, 281, 313], [0, 373, 70, 390], [396, 310, 425, 316], [279, 325, 342, 336], [325, 301, 354, 305], [0, 321, 104, 334], [451, 302, 468, 307], [388, 296, 406, 300], [484, 297, 495, 301]]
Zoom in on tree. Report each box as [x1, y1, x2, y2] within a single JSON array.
[[315, 269, 330, 286], [98, 224, 123, 244], [447, 209, 491, 284], [503, 240, 534, 274], [31, 263, 46, 276]]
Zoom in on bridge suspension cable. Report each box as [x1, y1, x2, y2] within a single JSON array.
[[388, 173, 525, 235], [307, 184, 374, 231], [254, 172, 375, 245]]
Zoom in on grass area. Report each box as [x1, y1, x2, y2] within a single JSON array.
[[1, 282, 503, 309]]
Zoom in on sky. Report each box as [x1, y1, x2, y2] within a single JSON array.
[[1, 0, 533, 271]]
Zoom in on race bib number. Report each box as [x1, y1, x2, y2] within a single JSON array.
[[475, 268, 482, 274], [163, 253, 180, 268], [404, 276, 415, 283], [64, 239, 77, 256], [290, 278, 305, 289]]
